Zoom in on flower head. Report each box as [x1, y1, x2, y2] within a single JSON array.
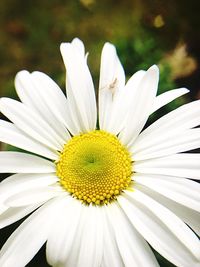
[[0, 38, 199, 267]]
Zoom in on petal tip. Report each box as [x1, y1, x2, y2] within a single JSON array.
[[102, 42, 116, 53], [15, 70, 30, 80], [71, 37, 84, 47], [149, 64, 159, 74], [146, 65, 159, 83], [60, 42, 70, 53], [181, 87, 190, 93], [72, 37, 82, 43]]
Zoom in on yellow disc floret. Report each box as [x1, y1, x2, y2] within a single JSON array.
[[56, 130, 132, 205]]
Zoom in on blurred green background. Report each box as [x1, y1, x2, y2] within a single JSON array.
[[0, 0, 200, 266]]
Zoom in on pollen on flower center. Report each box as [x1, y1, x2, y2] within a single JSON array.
[[56, 130, 132, 205]]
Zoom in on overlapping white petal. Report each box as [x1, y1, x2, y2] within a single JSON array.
[[101, 206, 124, 267], [0, 120, 58, 160], [0, 173, 58, 203], [15, 70, 70, 142], [119, 65, 159, 147], [136, 183, 200, 236], [0, 98, 63, 150], [132, 128, 200, 160], [46, 197, 82, 266], [134, 153, 200, 179], [106, 203, 159, 267], [133, 173, 200, 211], [5, 186, 63, 207], [102, 70, 146, 135], [60, 39, 97, 133], [76, 205, 104, 267], [134, 99, 200, 148], [0, 204, 41, 229], [64, 204, 90, 267], [29, 71, 80, 136], [127, 189, 200, 260], [119, 192, 200, 267], [0, 197, 62, 267], [0, 152, 55, 173]]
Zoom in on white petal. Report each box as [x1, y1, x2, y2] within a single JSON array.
[[119, 65, 159, 146], [0, 172, 58, 186], [0, 98, 63, 150], [101, 206, 124, 267], [135, 99, 200, 147], [0, 173, 58, 205], [99, 42, 125, 91], [134, 173, 200, 211], [64, 204, 89, 267], [0, 204, 41, 229], [0, 173, 58, 207], [0, 197, 62, 267], [150, 87, 189, 114], [136, 183, 200, 236], [15, 70, 70, 143], [99, 42, 125, 131], [0, 205, 8, 215], [134, 153, 200, 179], [30, 71, 71, 140], [46, 197, 82, 266], [76, 205, 104, 267], [132, 128, 200, 160], [118, 194, 200, 267], [106, 202, 159, 267], [5, 186, 63, 207], [104, 70, 146, 134], [30, 71, 77, 136], [126, 188, 200, 259], [0, 152, 55, 173], [0, 120, 58, 160], [60, 41, 97, 132], [71, 38, 85, 57]]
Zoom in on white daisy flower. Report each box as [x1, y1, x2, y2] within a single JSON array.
[[0, 38, 199, 267]]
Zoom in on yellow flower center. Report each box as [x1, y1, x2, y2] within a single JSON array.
[[56, 130, 132, 205]]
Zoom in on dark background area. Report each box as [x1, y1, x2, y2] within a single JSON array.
[[0, 0, 200, 266]]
